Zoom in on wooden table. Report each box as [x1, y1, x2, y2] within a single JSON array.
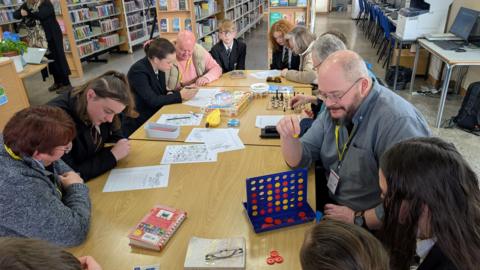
[[129, 87, 312, 146], [68, 140, 316, 270], [207, 70, 313, 88]]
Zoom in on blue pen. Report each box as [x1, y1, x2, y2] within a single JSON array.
[[316, 211, 324, 223]]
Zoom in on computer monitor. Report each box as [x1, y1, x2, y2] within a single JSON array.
[[450, 7, 480, 41], [468, 15, 480, 46]]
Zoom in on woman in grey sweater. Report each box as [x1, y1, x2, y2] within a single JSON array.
[[0, 106, 91, 247]]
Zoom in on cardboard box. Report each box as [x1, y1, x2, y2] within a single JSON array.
[[391, 48, 429, 75]]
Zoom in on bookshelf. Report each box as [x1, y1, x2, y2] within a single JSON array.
[[223, 0, 264, 38], [122, 0, 159, 52], [0, 0, 23, 38], [267, 0, 310, 65], [59, 0, 129, 77], [156, 0, 195, 42]]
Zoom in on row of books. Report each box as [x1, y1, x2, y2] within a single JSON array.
[[73, 25, 95, 40], [199, 32, 218, 50], [77, 33, 122, 57], [0, 8, 15, 24], [69, 4, 117, 23], [0, 0, 22, 6], [126, 13, 142, 26], [124, 0, 141, 13], [196, 17, 217, 37], [159, 17, 192, 33], [195, 0, 217, 20], [270, 10, 305, 25], [158, 0, 188, 11], [270, 0, 306, 7], [129, 28, 145, 42], [96, 18, 121, 32], [224, 0, 259, 21], [67, 0, 112, 5]]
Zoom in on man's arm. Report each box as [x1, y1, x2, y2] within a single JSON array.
[[200, 50, 222, 83]]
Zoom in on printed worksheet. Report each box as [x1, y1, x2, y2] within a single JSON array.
[[249, 70, 281, 79], [183, 88, 221, 107], [255, 115, 285, 128], [200, 129, 244, 154], [185, 128, 240, 143], [161, 144, 217, 164], [103, 165, 170, 192], [157, 113, 203, 126]]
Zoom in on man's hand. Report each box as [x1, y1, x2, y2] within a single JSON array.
[[324, 204, 355, 224], [59, 171, 84, 188], [276, 115, 301, 139], [111, 138, 130, 161], [195, 76, 209, 86], [290, 94, 317, 108], [78, 256, 102, 270], [180, 87, 198, 100]]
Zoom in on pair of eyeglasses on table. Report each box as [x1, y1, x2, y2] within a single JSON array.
[[205, 247, 244, 262]]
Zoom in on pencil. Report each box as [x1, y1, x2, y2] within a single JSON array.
[[166, 116, 191, 121]]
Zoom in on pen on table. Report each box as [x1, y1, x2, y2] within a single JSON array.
[[166, 116, 191, 121]]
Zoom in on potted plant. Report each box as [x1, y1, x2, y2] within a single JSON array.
[[0, 35, 28, 72]]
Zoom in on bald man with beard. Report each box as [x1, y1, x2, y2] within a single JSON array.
[[164, 31, 222, 90], [276, 50, 431, 230]]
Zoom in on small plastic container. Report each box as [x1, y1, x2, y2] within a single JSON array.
[[144, 122, 180, 139]]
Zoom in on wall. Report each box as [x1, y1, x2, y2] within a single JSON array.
[[316, 0, 329, 13], [428, 0, 480, 90]]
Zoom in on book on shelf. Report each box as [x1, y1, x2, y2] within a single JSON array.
[[128, 205, 187, 251], [269, 11, 282, 25], [179, 0, 187, 11], [296, 0, 306, 7], [282, 12, 293, 24], [172, 17, 180, 32], [294, 11, 305, 25], [169, 0, 179, 10], [160, 18, 168, 32], [159, 0, 168, 10], [184, 237, 246, 270], [184, 18, 192, 31], [279, 0, 288, 6], [270, 0, 279, 7]]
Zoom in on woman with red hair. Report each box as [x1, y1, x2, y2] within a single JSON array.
[[269, 19, 300, 70], [0, 106, 91, 247]]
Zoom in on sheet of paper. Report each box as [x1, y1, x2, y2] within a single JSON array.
[[183, 88, 220, 107], [157, 113, 203, 126], [185, 128, 240, 143], [249, 70, 281, 79], [255, 115, 285, 128], [161, 144, 217, 164], [202, 129, 245, 153], [103, 165, 170, 192]]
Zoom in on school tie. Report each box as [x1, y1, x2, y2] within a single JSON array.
[[282, 47, 288, 67], [226, 48, 231, 57], [91, 125, 102, 151]]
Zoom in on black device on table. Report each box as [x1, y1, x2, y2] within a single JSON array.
[[433, 7, 480, 50], [260, 126, 280, 139]]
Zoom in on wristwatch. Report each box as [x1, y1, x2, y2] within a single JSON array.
[[354, 211, 367, 228]]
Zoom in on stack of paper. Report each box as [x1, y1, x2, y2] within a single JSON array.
[[185, 128, 244, 154], [161, 144, 217, 164], [249, 70, 281, 80], [103, 165, 170, 192], [255, 115, 285, 128], [184, 88, 221, 107]]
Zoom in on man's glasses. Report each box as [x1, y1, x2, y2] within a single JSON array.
[[220, 31, 234, 36], [317, 78, 363, 103], [205, 248, 243, 262]]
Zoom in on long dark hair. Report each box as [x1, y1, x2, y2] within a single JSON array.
[[144, 37, 175, 60], [380, 137, 480, 270], [72, 70, 138, 128]]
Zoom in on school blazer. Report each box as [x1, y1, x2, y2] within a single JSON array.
[[210, 39, 246, 73]]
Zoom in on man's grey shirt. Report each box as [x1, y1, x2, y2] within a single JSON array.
[[295, 80, 431, 214]]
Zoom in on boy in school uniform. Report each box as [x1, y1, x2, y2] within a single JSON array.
[[210, 19, 246, 73]]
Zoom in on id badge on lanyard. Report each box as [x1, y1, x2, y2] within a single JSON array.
[[328, 125, 357, 194]]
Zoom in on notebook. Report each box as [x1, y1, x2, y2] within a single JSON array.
[[128, 205, 187, 251], [184, 237, 246, 269]]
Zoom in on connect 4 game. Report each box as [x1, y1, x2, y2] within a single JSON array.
[[243, 168, 315, 233]]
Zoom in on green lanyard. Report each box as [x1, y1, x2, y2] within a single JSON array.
[[334, 125, 357, 162]]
